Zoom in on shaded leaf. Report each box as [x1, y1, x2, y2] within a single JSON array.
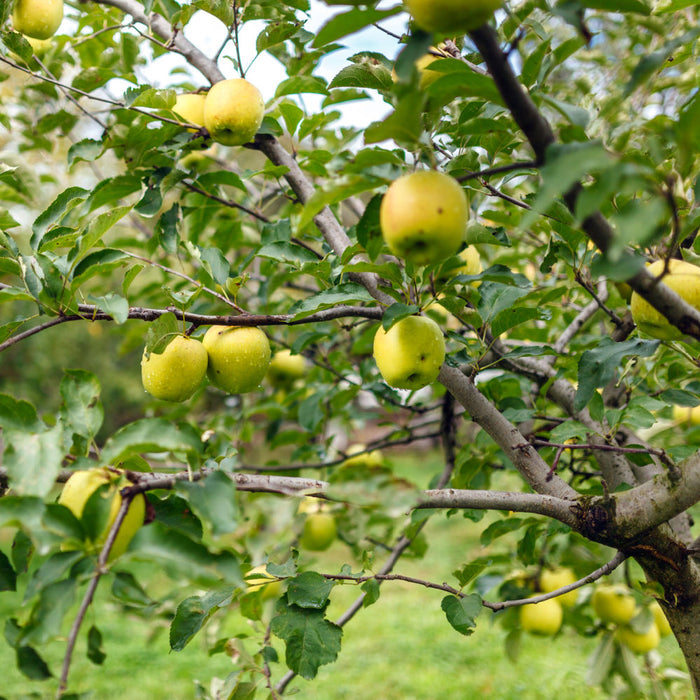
[[170, 586, 235, 651], [441, 594, 481, 636], [176, 471, 238, 538], [286, 572, 334, 609]]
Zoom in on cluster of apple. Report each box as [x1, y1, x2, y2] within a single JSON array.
[[11, 0, 63, 41], [518, 570, 672, 655], [373, 169, 481, 391], [141, 325, 274, 402], [172, 78, 264, 147]]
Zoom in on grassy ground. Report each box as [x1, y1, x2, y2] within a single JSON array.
[[0, 453, 691, 699]]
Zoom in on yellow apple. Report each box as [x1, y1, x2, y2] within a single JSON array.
[[457, 245, 482, 276], [141, 334, 208, 402], [173, 92, 207, 131], [12, 0, 63, 40], [203, 78, 265, 146], [245, 565, 283, 600], [373, 315, 445, 390], [380, 170, 468, 266], [630, 259, 700, 339], [299, 512, 337, 551], [616, 621, 661, 654], [673, 404, 700, 426], [202, 325, 271, 394], [519, 597, 563, 636], [266, 349, 306, 388], [650, 601, 672, 637], [58, 468, 146, 560], [392, 47, 450, 89], [591, 584, 637, 625], [539, 567, 578, 607], [403, 0, 502, 34], [343, 443, 384, 469]]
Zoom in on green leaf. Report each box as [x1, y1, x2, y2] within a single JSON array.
[[88, 292, 130, 325], [31, 186, 89, 250], [361, 578, 380, 607], [0, 394, 41, 432], [312, 7, 400, 48], [11, 530, 33, 575], [580, 0, 650, 13], [71, 206, 131, 264], [111, 571, 155, 608], [329, 63, 393, 91], [480, 517, 524, 546], [441, 594, 481, 636], [22, 577, 77, 645], [0, 550, 16, 592], [257, 241, 320, 265], [286, 572, 334, 609], [67, 139, 103, 166], [491, 307, 544, 337], [170, 586, 235, 651], [275, 76, 329, 97], [477, 282, 530, 325], [101, 418, 202, 464], [23, 551, 85, 603], [87, 625, 106, 665], [382, 303, 419, 331], [176, 471, 238, 538], [15, 645, 52, 680], [72, 248, 129, 283], [575, 338, 660, 411], [59, 370, 103, 444], [289, 283, 375, 320], [0, 497, 44, 530], [271, 598, 343, 679], [143, 311, 180, 354], [3, 425, 64, 498], [364, 92, 425, 147]]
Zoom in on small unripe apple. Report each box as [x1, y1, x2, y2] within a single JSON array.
[[519, 597, 563, 636], [616, 621, 661, 654], [203, 78, 265, 146], [266, 349, 306, 388], [58, 468, 146, 560], [203, 325, 271, 394], [373, 315, 445, 390], [630, 259, 700, 339], [403, 0, 502, 34], [650, 601, 672, 637], [12, 0, 63, 40], [299, 512, 337, 551], [173, 92, 207, 131], [539, 567, 578, 607], [380, 170, 468, 267], [343, 444, 384, 469], [591, 584, 637, 625], [141, 335, 208, 402]]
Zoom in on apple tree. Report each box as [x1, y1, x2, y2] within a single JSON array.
[[0, 0, 699, 697]]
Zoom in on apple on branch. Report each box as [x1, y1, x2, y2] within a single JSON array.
[[203, 78, 265, 146], [173, 92, 207, 131], [380, 170, 468, 267], [373, 315, 445, 390], [12, 0, 63, 40], [58, 468, 146, 561], [403, 0, 502, 34], [141, 334, 208, 402], [519, 597, 563, 636], [203, 325, 271, 394]]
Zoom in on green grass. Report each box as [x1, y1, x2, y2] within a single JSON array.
[[0, 453, 691, 698]]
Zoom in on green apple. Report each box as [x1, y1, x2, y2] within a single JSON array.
[[203, 78, 265, 146], [245, 565, 283, 600], [380, 170, 468, 266], [539, 567, 578, 607], [519, 597, 563, 636], [266, 348, 306, 388], [343, 443, 384, 469], [591, 584, 637, 625], [616, 621, 661, 654], [403, 0, 502, 34], [12, 0, 63, 39], [202, 325, 271, 394], [299, 512, 337, 551], [673, 404, 700, 426], [630, 259, 700, 339], [58, 468, 146, 560], [173, 92, 207, 131], [141, 334, 208, 402], [457, 245, 482, 276], [373, 315, 445, 390], [650, 601, 672, 637]]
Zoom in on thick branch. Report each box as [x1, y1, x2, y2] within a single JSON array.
[[469, 24, 700, 341]]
